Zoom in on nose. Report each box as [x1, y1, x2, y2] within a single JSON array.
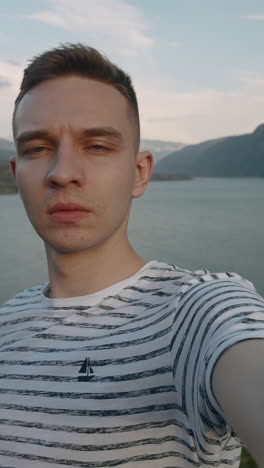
[[46, 141, 85, 187]]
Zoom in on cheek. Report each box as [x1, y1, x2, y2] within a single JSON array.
[[16, 174, 33, 201], [15, 174, 29, 204], [105, 167, 135, 203], [15, 168, 42, 215], [97, 166, 135, 222]]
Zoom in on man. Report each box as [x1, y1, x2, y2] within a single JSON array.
[[0, 43, 263, 467]]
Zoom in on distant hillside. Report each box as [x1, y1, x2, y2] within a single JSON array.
[[154, 124, 264, 177], [151, 173, 192, 181], [0, 138, 14, 151], [0, 165, 17, 194], [140, 139, 184, 164], [0, 139, 17, 193], [0, 138, 15, 164]]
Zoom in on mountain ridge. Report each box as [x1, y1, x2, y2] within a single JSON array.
[[154, 124, 264, 177]]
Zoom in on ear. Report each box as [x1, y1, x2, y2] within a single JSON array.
[[9, 156, 17, 179], [132, 151, 154, 198]]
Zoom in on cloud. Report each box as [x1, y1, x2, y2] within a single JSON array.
[[158, 39, 181, 48], [26, 0, 154, 56], [0, 77, 11, 88], [136, 72, 264, 143], [0, 57, 263, 144], [239, 71, 264, 87], [0, 60, 24, 138], [0, 60, 23, 90], [241, 14, 264, 21]]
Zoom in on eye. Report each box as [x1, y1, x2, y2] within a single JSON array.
[[91, 144, 106, 150], [86, 144, 112, 153], [32, 146, 46, 152], [24, 145, 49, 155]]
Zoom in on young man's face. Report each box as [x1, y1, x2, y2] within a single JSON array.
[[12, 76, 152, 255]]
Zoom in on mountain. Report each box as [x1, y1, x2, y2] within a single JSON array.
[[0, 139, 16, 193], [140, 139, 184, 163], [154, 125, 264, 177], [0, 138, 15, 164], [0, 138, 15, 151]]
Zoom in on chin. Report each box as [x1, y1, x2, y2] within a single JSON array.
[[43, 234, 109, 255], [40, 223, 124, 255], [45, 241, 96, 255]]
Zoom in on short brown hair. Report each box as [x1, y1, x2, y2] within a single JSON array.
[[13, 42, 140, 149]]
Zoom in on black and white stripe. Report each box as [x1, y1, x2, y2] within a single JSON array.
[[0, 260, 263, 467]]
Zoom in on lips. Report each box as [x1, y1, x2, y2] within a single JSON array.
[[48, 202, 90, 214], [48, 202, 91, 222]]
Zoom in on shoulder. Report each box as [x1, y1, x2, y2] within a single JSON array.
[[157, 261, 256, 295], [175, 267, 257, 300], [151, 262, 257, 307], [0, 283, 46, 312]]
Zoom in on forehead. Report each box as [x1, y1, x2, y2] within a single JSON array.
[[14, 76, 133, 140]]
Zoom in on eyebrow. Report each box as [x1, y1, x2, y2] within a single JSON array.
[[15, 130, 55, 147], [81, 127, 123, 142], [15, 127, 123, 147]]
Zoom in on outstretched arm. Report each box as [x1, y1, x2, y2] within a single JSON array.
[[212, 338, 264, 467]]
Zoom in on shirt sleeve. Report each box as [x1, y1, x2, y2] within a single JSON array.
[[171, 270, 264, 463]]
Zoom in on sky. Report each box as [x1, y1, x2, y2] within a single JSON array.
[[1, 0, 264, 144]]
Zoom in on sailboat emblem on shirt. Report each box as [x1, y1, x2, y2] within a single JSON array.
[[78, 357, 95, 382]]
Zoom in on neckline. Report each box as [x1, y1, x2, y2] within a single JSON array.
[[41, 260, 159, 307]]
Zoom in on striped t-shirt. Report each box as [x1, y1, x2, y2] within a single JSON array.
[[0, 260, 264, 468]]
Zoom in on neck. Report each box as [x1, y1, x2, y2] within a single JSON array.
[[45, 239, 146, 299]]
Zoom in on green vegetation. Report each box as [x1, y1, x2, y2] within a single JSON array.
[[151, 172, 192, 181], [0, 165, 17, 194], [240, 447, 258, 467]]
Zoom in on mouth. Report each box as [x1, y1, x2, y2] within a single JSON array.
[[48, 203, 92, 223]]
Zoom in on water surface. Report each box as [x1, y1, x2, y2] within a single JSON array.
[[1, 178, 263, 303]]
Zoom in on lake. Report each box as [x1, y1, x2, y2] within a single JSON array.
[[1, 177, 263, 304]]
